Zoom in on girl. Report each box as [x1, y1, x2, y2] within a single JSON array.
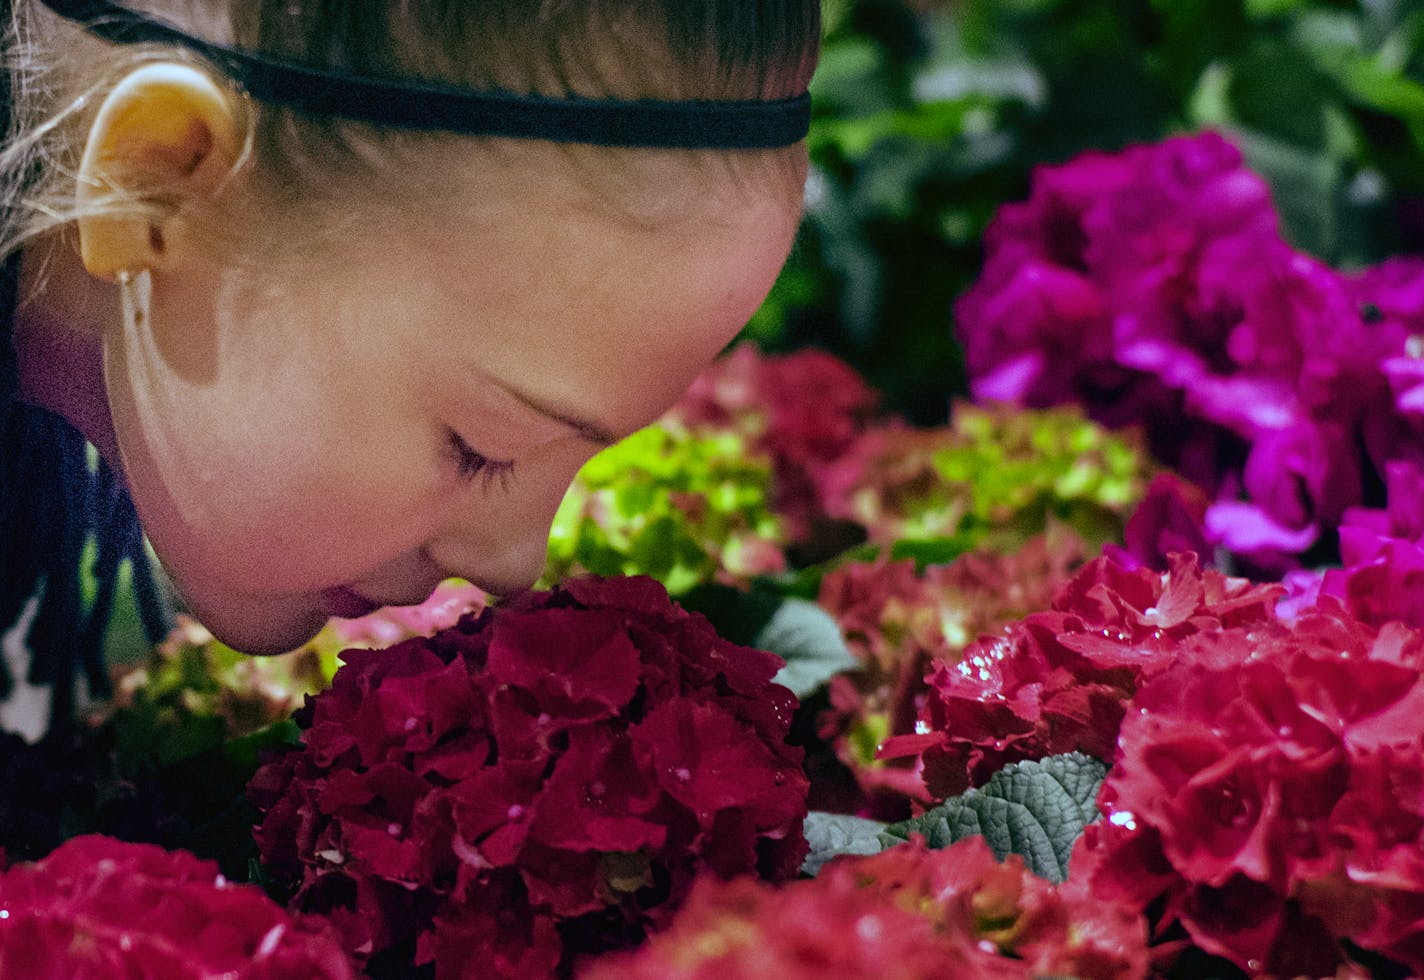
[[0, 0, 819, 724]]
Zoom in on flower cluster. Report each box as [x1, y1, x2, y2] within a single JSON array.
[[249, 576, 809, 977], [544, 422, 787, 595], [820, 403, 1150, 551], [881, 552, 1282, 798], [671, 342, 880, 542], [0, 835, 354, 978], [1081, 604, 1424, 977], [816, 529, 1088, 814], [581, 835, 1150, 980], [957, 132, 1422, 570]]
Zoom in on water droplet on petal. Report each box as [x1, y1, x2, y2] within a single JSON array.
[[856, 915, 884, 942], [507, 804, 525, 820], [675, 767, 692, 782], [387, 822, 402, 837]]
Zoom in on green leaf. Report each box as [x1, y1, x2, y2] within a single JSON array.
[[801, 811, 889, 877], [1245, 0, 1307, 20], [217, 719, 303, 775], [879, 753, 1107, 883], [759, 598, 860, 698], [888, 535, 973, 566], [676, 583, 782, 646]]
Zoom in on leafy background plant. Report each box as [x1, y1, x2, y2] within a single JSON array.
[[753, 0, 1424, 422]]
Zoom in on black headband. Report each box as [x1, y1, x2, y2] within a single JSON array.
[[37, 0, 813, 149]]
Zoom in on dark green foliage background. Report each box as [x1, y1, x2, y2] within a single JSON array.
[[753, 0, 1424, 421]]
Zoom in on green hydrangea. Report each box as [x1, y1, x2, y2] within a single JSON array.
[[102, 617, 339, 769], [544, 422, 787, 595], [830, 404, 1151, 551], [101, 581, 484, 768]]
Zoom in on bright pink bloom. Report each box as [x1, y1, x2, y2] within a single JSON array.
[[0, 835, 355, 979]]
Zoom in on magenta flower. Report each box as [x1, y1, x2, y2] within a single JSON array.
[[958, 132, 1424, 571], [1315, 462, 1424, 630]]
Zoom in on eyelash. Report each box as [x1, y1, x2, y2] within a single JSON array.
[[446, 429, 516, 492]]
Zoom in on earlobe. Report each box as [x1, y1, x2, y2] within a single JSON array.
[[75, 62, 243, 281]]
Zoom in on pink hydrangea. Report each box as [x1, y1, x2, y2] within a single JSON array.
[[1080, 605, 1424, 977], [249, 575, 809, 977], [881, 552, 1282, 798], [327, 579, 487, 649], [0, 835, 355, 978]]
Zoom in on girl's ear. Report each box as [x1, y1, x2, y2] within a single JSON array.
[[75, 63, 242, 281]]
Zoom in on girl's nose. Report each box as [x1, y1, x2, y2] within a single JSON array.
[[423, 526, 549, 598]]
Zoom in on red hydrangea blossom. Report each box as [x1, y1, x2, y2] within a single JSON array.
[[816, 530, 1088, 815], [880, 552, 1282, 798], [0, 835, 355, 978], [1080, 605, 1424, 977], [580, 835, 1150, 980], [671, 342, 880, 542], [249, 575, 809, 978]]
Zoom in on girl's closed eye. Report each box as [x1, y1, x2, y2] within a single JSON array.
[[445, 429, 516, 492]]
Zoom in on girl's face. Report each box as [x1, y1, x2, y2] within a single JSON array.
[[101, 156, 803, 654]]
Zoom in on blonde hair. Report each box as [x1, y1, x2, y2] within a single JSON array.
[[1, 0, 820, 262]]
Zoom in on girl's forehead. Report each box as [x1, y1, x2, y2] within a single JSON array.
[[374, 168, 802, 437], [389, 135, 808, 234]]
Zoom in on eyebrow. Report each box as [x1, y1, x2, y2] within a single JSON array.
[[502, 382, 619, 448]]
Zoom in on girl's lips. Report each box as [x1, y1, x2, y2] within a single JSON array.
[[321, 586, 384, 620]]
